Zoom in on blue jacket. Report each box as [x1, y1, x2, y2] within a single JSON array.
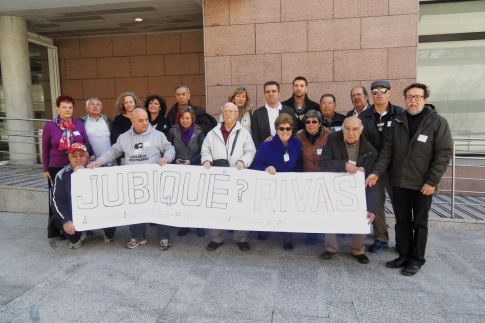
[[252, 135, 302, 172], [52, 165, 74, 223]]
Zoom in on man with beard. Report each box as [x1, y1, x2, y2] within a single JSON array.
[[282, 76, 319, 130], [366, 83, 452, 276]]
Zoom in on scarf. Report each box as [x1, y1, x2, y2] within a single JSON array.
[[180, 123, 195, 146], [304, 127, 321, 145], [55, 115, 75, 152]]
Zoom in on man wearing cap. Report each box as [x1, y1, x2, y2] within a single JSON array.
[[367, 83, 452, 276], [88, 108, 175, 251], [281, 76, 320, 130], [52, 143, 116, 249], [346, 86, 371, 117], [359, 80, 404, 254]]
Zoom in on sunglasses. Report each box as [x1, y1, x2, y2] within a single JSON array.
[[371, 89, 388, 95], [278, 127, 292, 132], [305, 120, 319, 124]]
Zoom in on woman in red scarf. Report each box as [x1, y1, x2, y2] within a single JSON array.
[[42, 95, 92, 238]]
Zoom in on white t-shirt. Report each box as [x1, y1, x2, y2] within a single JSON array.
[[85, 116, 111, 158], [265, 102, 282, 136]]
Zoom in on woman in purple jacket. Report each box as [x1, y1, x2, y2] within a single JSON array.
[[42, 95, 92, 238]]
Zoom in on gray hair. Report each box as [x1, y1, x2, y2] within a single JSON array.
[[221, 101, 239, 112], [175, 84, 191, 95], [303, 109, 322, 124], [342, 116, 364, 130], [85, 96, 102, 108]]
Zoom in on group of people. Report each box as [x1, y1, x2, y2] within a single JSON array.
[[42, 76, 452, 276]]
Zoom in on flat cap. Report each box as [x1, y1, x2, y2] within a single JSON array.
[[370, 80, 391, 90]]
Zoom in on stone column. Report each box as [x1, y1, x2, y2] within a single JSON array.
[[0, 16, 37, 164]]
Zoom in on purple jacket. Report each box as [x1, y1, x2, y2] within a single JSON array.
[[42, 119, 92, 171]]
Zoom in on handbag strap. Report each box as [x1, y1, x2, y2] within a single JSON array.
[[229, 130, 240, 157]]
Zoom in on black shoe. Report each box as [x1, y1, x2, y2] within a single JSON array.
[[177, 228, 190, 237], [386, 257, 407, 269], [352, 253, 369, 264], [401, 263, 420, 276], [257, 232, 268, 241], [320, 251, 336, 260], [196, 228, 205, 237], [206, 241, 223, 251], [283, 242, 293, 250], [237, 242, 250, 252]]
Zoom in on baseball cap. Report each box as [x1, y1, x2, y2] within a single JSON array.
[[68, 142, 87, 154]]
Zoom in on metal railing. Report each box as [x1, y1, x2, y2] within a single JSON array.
[[1, 116, 485, 219]]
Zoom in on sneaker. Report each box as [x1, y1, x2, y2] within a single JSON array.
[[368, 240, 389, 253], [69, 232, 86, 249], [103, 232, 113, 243], [320, 250, 335, 260], [177, 228, 190, 237], [160, 239, 171, 251], [237, 242, 250, 252], [126, 238, 147, 249]]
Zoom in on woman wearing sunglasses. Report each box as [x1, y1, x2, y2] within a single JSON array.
[[295, 109, 330, 245], [252, 113, 302, 250]]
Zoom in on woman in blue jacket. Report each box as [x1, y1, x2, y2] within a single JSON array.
[[252, 113, 302, 250]]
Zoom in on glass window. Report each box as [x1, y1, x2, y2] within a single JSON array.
[[418, 1, 485, 138]]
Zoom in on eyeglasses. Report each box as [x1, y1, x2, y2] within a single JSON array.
[[371, 89, 388, 95], [305, 120, 319, 124], [405, 95, 424, 101], [278, 127, 292, 132]]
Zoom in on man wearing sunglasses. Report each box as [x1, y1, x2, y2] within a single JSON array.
[[359, 80, 404, 254]]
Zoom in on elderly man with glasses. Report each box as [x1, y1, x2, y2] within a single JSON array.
[[366, 83, 452, 276], [359, 80, 404, 254]]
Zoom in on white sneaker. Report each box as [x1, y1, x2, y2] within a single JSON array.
[[160, 239, 171, 251], [70, 232, 86, 249]]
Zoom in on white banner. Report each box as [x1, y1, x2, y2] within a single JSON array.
[[71, 164, 370, 234]]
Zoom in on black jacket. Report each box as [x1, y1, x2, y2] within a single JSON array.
[[281, 95, 320, 130], [359, 103, 404, 152], [251, 104, 296, 148], [320, 131, 378, 178], [52, 165, 74, 224], [320, 131, 379, 213], [322, 112, 346, 131], [372, 104, 452, 190], [149, 113, 170, 137], [166, 101, 217, 135]]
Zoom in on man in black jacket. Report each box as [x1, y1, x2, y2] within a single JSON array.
[[251, 80, 296, 149], [346, 86, 370, 117], [367, 83, 452, 276], [53, 143, 116, 249], [320, 116, 377, 264], [320, 93, 346, 131], [166, 85, 217, 135], [359, 80, 404, 254], [281, 76, 319, 130]]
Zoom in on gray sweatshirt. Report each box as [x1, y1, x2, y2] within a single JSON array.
[[97, 125, 175, 166]]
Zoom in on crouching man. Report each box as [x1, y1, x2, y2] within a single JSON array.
[[319, 117, 377, 264], [53, 143, 116, 249]]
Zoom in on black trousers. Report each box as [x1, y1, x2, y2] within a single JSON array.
[[391, 186, 433, 266], [48, 167, 64, 238]]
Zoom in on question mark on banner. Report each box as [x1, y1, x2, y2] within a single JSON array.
[[236, 179, 248, 203]]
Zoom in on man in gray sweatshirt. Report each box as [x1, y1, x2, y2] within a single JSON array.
[[88, 107, 175, 251]]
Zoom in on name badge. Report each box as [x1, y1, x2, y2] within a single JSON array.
[[73, 131, 80, 136], [377, 122, 385, 128], [283, 153, 290, 162], [387, 121, 392, 127], [417, 134, 428, 143], [317, 148, 323, 155]]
